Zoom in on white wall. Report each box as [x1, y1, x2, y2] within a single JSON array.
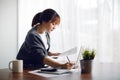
[[0, 0, 17, 69]]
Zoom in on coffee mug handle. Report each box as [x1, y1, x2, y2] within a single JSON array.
[[9, 61, 12, 71]]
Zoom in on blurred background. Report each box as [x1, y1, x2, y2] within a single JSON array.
[[0, 0, 120, 69]]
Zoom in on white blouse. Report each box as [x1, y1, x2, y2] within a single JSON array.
[[39, 32, 48, 49]]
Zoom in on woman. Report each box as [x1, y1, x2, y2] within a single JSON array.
[[16, 9, 74, 69]]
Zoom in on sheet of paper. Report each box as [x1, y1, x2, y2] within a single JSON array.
[[29, 68, 80, 78], [59, 47, 78, 56]]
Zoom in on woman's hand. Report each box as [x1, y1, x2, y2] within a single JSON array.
[[44, 56, 75, 69], [48, 52, 61, 56], [61, 62, 75, 70], [52, 53, 60, 56]]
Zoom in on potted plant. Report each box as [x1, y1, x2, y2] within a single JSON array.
[[80, 48, 95, 73]]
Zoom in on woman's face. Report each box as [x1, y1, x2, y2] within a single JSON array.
[[46, 18, 60, 33], [45, 22, 55, 33]]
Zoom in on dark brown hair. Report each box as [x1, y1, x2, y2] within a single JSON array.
[[31, 9, 60, 27]]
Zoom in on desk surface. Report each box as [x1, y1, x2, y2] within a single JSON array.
[[0, 63, 120, 80]]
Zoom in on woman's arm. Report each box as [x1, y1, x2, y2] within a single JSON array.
[[43, 56, 74, 69], [48, 52, 60, 56]]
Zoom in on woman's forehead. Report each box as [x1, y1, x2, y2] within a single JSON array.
[[52, 17, 60, 25]]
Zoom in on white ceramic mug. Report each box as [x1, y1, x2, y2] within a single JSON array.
[[9, 60, 23, 72]]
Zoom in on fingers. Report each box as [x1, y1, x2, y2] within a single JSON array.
[[53, 53, 61, 56], [66, 62, 74, 70], [66, 63, 71, 70], [56, 53, 60, 56], [61, 62, 75, 69]]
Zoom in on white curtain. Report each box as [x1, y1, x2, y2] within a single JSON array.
[[18, 0, 120, 63]]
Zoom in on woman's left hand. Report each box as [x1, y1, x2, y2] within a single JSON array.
[[48, 52, 61, 56], [52, 53, 60, 56]]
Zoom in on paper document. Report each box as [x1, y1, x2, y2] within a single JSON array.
[[60, 47, 77, 56]]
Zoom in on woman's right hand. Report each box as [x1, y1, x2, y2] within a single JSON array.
[[61, 62, 74, 70]]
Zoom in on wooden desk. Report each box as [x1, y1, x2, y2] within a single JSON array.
[[0, 63, 120, 80]]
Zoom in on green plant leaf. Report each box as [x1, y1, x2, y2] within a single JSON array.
[[82, 49, 95, 60]]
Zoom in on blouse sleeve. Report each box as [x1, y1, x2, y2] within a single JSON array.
[[26, 32, 48, 65]]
